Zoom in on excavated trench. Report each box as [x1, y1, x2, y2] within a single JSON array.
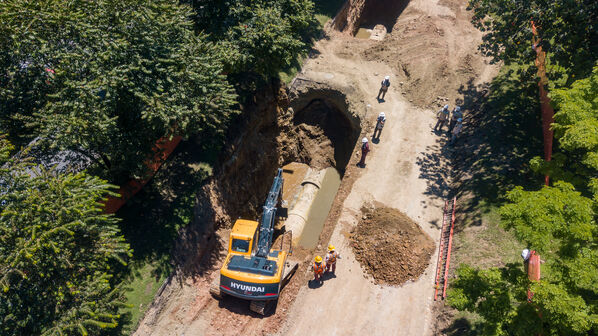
[[290, 99, 358, 173], [280, 87, 361, 248], [333, 0, 409, 36], [177, 81, 362, 268]]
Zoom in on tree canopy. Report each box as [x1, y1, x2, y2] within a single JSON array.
[[468, 0, 598, 80], [187, 0, 318, 76], [0, 138, 132, 335], [449, 67, 598, 335], [0, 0, 238, 180]]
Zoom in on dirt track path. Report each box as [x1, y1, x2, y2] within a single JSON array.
[[278, 40, 446, 336], [134, 0, 496, 334], [279, 0, 494, 334]]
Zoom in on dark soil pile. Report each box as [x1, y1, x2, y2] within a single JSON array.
[[350, 206, 435, 285]]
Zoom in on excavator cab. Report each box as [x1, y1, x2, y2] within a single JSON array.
[[228, 219, 258, 255], [210, 169, 298, 314]]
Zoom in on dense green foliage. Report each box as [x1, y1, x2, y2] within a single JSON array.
[[0, 0, 320, 332], [468, 0, 598, 79], [450, 181, 598, 335], [187, 0, 318, 76], [0, 139, 132, 335], [0, 0, 238, 179], [449, 68, 598, 334], [449, 1, 598, 332]]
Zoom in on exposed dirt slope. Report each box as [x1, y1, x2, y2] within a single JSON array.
[[351, 205, 435, 285]]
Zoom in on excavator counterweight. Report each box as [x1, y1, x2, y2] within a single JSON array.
[[210, 169, 298, 315]]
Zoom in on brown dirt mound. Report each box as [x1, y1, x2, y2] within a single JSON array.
[[350, 205, 435, 285]]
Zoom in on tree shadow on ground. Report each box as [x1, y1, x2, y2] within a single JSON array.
[[441, 317, 478, 335], [417, 67, 544, 230], [116, 138, 216, 281]]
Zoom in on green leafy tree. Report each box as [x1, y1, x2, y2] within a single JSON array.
[[0, 0, 238, 180], [188, 0, 318, 76], [522, 65, 598, 192], [450, 183, 598, 335], [0, 140, 133, 335], [468, 0, 598, 79], [449, 69, 598, 334]]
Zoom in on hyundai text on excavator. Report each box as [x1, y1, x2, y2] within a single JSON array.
[[210, 168, 298, 314]]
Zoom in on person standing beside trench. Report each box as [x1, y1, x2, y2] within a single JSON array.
[[377, 75, 391, 101], [358, 137, 370, 167]]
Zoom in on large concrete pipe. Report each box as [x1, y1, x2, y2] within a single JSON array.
[[284, 169, 326, 244]]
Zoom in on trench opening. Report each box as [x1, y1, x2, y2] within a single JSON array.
[[358, 0, 410, 33], [291, 98, 359, 175], [279, 96, 360, 248]]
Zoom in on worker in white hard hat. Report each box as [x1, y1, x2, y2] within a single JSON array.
[[325, 244, 340, 273], [521, 249, 530, 261], [373, 112, 386, 140], [377, 75, 391, 101], [434, 105, 450, 132], [449, 106, 463, 133], [358, 137, 370, 167], [449, 118, 463, 145]]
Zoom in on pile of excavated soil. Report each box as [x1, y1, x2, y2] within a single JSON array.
[[350, 206, 435, 285]]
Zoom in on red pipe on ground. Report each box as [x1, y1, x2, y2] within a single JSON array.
[[102, 135, 182, 214], [531, 21, 555, 186]]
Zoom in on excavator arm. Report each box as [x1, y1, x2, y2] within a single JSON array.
[[255, 168, 283, 258]]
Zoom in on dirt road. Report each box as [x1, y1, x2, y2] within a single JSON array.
[[278, 48, 446, 336], [134, 0, 496, 334]]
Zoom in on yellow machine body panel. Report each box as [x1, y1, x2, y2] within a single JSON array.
[[227, 219, 259, 256], [218, 219, 288, 299], [220, 250, 287, 284]]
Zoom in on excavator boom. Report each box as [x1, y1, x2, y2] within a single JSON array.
[[256, 168, 283, 258]]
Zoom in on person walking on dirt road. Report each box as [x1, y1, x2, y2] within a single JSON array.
[[325, 245, 340, 273], [434, 105, 450, 132], [377, 75, 391, 101], [312, 256, 325, 283], [448, 106, 463, 133], [358, 137, 370, 167], [372, 112, 386, 140], [449, 118, 463, 145]]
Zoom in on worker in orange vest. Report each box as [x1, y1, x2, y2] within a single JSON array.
[[325, 245, 340, 273], [312, 256, 325, 283]]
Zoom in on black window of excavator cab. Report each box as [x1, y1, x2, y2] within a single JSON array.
[[231, 239, 250, 253]]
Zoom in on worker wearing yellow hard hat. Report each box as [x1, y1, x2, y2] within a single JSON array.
[[312, 255, 325, 283], [325, 244, 340, 274]]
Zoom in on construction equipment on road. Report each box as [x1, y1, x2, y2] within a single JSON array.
[[434, 197, 456, 300], [210, 168, 298, 315]]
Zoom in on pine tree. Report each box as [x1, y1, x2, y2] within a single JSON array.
[[0, 137, 133, 335]]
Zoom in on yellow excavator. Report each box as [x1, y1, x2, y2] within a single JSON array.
[[210, 168, 298, 314]]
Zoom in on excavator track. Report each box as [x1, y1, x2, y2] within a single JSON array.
[[209, 271, 223, 299], [248, 260, 298, 315], [249, 300, 269, 315]]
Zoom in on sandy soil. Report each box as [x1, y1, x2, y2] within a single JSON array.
[[351, 205, 435, 286], [134, 0, 497, 334]]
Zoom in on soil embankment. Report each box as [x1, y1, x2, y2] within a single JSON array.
[[135, 79, 364, 335], [351, 205, 435, 285]]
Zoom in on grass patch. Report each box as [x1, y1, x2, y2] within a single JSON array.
[[313, 0, 346, 26], [121, 260, 169, 334], [115, 140, 214, 331], [453, 200, 523, 270]]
